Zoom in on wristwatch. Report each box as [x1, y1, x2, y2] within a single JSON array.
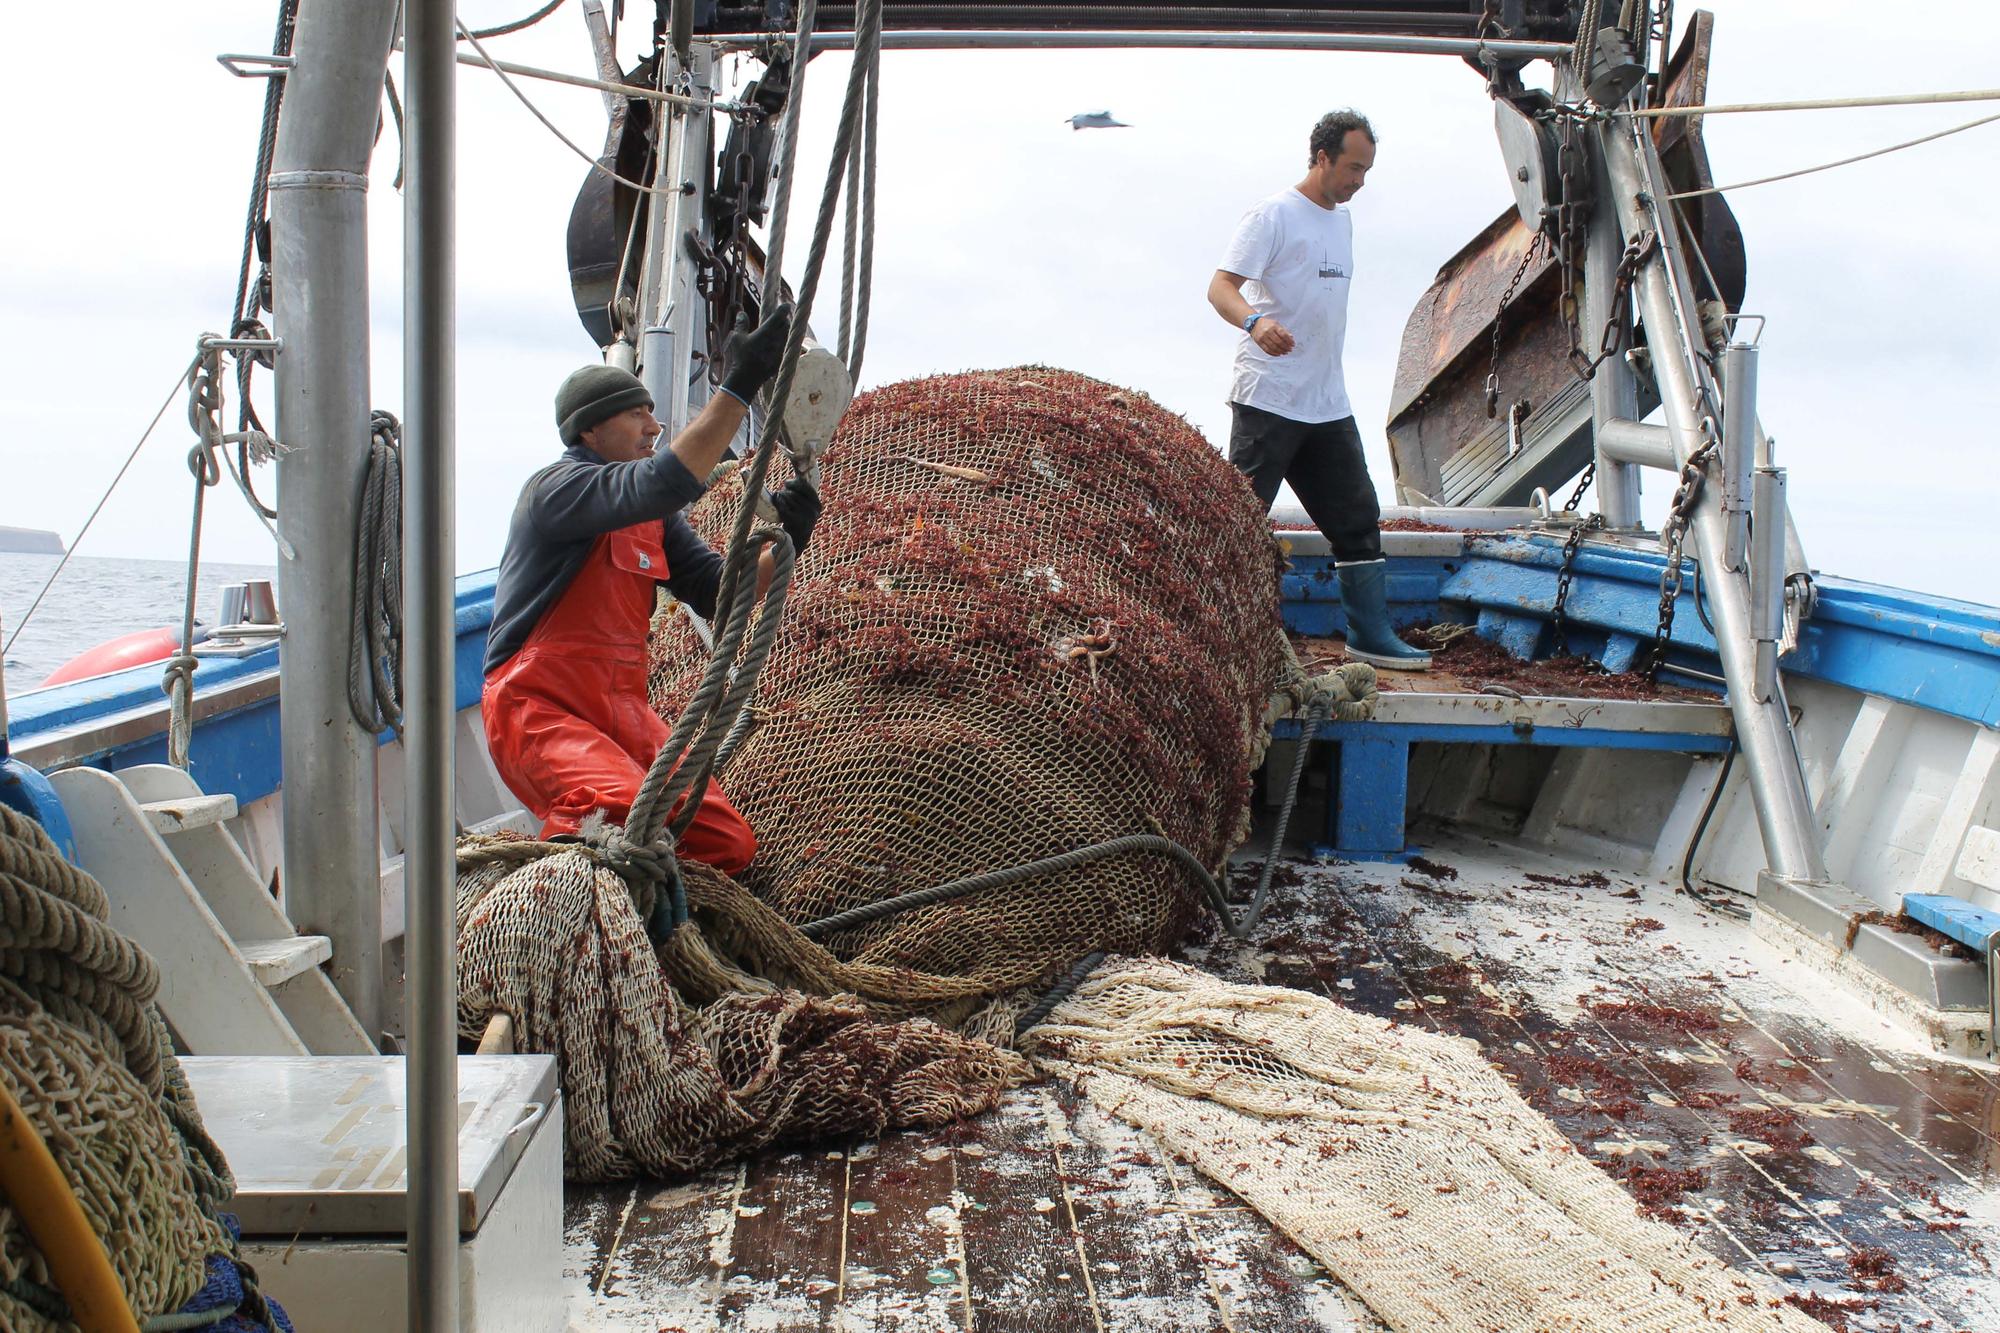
[[1243, 312, 1266, 333]]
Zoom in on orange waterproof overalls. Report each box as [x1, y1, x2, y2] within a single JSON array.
[[482, 518, 756, 874]]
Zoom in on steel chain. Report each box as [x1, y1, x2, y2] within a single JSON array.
[[1551, 513, 1606, 662], [1646, 417, 1721, 679], [1571, 228, 1657, 379], [1562, 459, 1597, 513], [1486, 230, 1548, 418]]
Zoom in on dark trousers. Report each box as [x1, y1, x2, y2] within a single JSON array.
[[1227, 403, 1383, 562]]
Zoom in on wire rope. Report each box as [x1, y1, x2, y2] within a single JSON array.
[[3, 358, 200, 660], [1665, 108, 2000, 200]]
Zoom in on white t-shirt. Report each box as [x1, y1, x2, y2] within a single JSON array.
[[1218, 188, 1354, 424]]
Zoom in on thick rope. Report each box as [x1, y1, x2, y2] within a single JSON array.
[[0, 805, 256, 1330], [847, 31, 880, 383], [1012, 950, 1106, 1040], [463, 0, 568, 41], [609, 0, 884, 912]]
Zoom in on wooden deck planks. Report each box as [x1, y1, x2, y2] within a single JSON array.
[[560, 834, 2000, 1330], [833, 1123, 974, 1328], [1038, 1083, 1230, 1333], [1285, 841, 2000, 1329], [716, 1147, 852, 1331], [954, 1089, 1101, 1333]]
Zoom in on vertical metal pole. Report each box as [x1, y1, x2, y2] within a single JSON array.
[[1750, 467, 1788, 701], [636, 46, 714, 433], [404, 1, 459, 1328], [1600, 117, 1827, 884], [267, 0, 402, 1041], [1720, 343, 1758, 571]]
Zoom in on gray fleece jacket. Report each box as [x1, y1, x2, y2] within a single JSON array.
[[483, 443, 723, 675]]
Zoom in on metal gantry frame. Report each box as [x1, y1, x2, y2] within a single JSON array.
[[1597, 112, 1827, 884]]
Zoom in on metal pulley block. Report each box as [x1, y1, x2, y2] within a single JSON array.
[[1585, 26, 1647, 108], [778, 336, 852, 488], [1493, 97, 1560, 235]]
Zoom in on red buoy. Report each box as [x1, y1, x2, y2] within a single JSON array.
[[41, 627, 191, 687]]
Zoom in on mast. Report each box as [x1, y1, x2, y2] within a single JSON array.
[[266, 0, 402, 1043]]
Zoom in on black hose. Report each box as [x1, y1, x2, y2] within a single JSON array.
[[1679, 744, 1749, 920]]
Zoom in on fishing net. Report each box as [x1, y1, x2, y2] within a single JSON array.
[[649, 368, 1296, 1011], [1029, 957, 1823, 1332], [454, 840, 1029, 1182], [0, 805, 242, 1331], [454, 367, 1299, 1180]]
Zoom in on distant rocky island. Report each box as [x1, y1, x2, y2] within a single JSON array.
[[0, 526, 64, 555]]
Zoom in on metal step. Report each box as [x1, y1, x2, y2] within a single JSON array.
[[140, 793, 240, 835], [239, 935, 334, 988], [48, 764, 373, 1057]]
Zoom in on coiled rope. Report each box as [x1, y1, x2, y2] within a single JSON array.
[[347, 411, 404, 738], [0, 805, 277, 1332]]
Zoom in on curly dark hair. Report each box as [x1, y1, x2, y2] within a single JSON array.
[[1308, 110, 1376, 168]]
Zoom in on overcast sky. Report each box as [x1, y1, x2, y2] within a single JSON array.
[[1, 2, 1994, 606]]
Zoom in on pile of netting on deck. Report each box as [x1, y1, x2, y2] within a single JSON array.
[[649, 368, 1298, 1018], [0, 804, 284, 1332], [453, 842, 1029, 1182], [1027, 957, 1824, 1333]]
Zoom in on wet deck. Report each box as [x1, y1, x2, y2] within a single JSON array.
[[564, 837, 2000, 1331]]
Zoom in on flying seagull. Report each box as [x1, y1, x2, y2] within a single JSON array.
[[1065, 110, 1130, 130]]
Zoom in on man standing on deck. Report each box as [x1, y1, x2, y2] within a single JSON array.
[[481, 303, 820, 873], [1207, 109, 1431, 671]]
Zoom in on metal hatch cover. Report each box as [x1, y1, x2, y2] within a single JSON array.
[[180, 1055, 558, 1237]]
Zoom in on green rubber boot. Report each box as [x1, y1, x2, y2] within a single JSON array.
[[1336, 558, 1432, 671]]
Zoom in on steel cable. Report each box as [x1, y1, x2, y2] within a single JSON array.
[[797, 835, 1237, 942]]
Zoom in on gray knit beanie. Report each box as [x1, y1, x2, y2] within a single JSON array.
[[554, 364, 653, 447]]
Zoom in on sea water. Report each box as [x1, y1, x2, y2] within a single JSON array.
[[1, 553, 279, 696]]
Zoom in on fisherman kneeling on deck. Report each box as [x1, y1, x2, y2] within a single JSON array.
[[482, 304, 818, 873]]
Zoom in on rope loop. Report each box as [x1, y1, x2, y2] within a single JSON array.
[[578, 819, 686, 938], [1309, 660, 1380, 724]]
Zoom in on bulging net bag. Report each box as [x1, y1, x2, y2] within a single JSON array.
[[651, 368, 1293, 1010]]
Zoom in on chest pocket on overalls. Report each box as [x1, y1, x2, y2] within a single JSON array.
[[606, 524, 668, 581]]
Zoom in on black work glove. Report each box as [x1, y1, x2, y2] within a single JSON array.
[[720, 302, 794, 404], [767, 476, 822, 554]]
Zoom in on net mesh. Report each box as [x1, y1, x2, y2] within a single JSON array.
[[649, 368, 1292, 1007], [1029, 956, 1826, 1333], [454, 843, 1030, 1182], [0, 805, 233, 1330]]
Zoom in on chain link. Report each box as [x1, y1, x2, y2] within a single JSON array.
[[1562, 459, 1597, 514], [1572, 227, 1657, 379], [1646, 416, 1721, 679], [1551, 512, 1606, 662], [1486, 230, 1548, 419]]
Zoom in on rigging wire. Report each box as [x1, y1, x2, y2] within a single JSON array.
[[2, 358, 200, 660], [462, 0, 569, 40], [1666, 108, 2000, 200], [1625, 85, 2000, 118], [454, 18, 706, 195]]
